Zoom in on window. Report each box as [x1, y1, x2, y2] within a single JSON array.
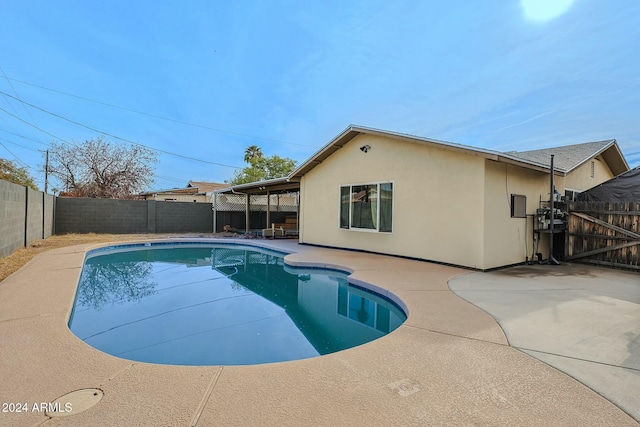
[[564, 189, 580, 202], [339, 182, 393, 232]]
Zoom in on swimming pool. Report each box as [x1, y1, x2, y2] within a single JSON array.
[[69, 243, 406, 366]]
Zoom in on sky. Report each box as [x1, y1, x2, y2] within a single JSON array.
[[0, 0, 638, 192]]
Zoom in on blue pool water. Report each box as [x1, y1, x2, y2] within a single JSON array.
[[69, 243, 406, 365]]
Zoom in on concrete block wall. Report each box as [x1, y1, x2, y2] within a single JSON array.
[[1, 190, 214, 258], [0, 180, 27, 258], [25, 187, 44, 244], [55, 198, 213, 234], [43, 194, 55, 238], [56, 198, 149, 234], [156, 201, 213, 233], [0, 179, 54, 259]]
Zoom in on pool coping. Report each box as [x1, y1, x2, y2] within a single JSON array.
[[0, 238, 637, 426]]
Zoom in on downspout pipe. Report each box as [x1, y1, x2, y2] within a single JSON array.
[[549, 155, 560, 265]]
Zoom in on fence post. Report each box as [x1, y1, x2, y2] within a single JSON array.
[[42, 191, 45, 239], [23, 186, 28, 247], [147, 200, 157, 233], [52, 196, 56, 236]]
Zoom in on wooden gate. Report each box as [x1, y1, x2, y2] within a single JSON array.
[[567, 201, 640, 271]]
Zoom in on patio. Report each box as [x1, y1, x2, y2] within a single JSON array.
[[0, 238, 637, 426]]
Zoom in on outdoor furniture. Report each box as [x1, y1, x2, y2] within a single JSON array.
[[272, 216, 298, 236], [262, 225, 285, 238]]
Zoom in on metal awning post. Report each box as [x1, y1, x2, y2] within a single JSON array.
[[266, 190, 271, 227], [212, 192, 217, 233], [245, 193, 250, 233]]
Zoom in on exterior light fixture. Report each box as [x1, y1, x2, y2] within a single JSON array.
[[360, 145, 371, 153]]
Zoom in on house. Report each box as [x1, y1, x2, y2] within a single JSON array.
[[141, 181, 228, 203], [216, 125, 629, 270], [505, 142, 629, 201]]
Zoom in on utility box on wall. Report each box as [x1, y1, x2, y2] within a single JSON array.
[[510, 194, 526, 218]]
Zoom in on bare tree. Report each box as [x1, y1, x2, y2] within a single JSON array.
[[47, 137, 157, 198]]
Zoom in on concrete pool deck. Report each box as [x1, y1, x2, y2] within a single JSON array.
[[0, 238, 637, 426]]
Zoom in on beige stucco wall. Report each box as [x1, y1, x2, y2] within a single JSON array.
[[300, 134, 487, 269], [482, 154, 616, 269], [482, 160, 551, 269], [563, 155, 614, 192]]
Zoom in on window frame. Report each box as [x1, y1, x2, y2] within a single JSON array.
[[339, 181, 393, 233], [564, 188, 581, 202]]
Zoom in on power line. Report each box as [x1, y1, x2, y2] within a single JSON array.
[[0, 106, 194, 183], [0, 135, 41, 152], [0, 140, 29, 167], [6, 76, 318, 148], [155, 175, 191, 184], [0, 128, 49, 146], [0, 105, 72, 143], [0, 128, 212, 186], [0, 90, 242, 169], [0, 67, 44, 144]]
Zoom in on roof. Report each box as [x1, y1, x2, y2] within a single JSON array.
[[187, 181, 229, 193], [214, 125, 630, 196], [139, 187, 198, 196], [214, 177, 299, 195], [140, 181, 228, 197], [506, 140, 629, 175], [289, 125, 630, 179]]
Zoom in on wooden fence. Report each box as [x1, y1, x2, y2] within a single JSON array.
[[566, 201, 640, 271]]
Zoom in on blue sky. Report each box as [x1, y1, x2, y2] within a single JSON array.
[[0, 0, 638, 192]]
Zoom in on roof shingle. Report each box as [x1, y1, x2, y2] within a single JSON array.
[[505, 140, 615, 172]]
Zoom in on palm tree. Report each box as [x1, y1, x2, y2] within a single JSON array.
[[244, 145, 263, 164]]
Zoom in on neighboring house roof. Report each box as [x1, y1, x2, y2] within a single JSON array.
[[141, 181, 227, 197], [289, 125, 630, 179], [139, 187, 198, 196], [506, 140, 629, 175], [187, 181, 229, 193]]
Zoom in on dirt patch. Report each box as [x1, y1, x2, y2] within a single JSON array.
[[0, 233, 232, 283]]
